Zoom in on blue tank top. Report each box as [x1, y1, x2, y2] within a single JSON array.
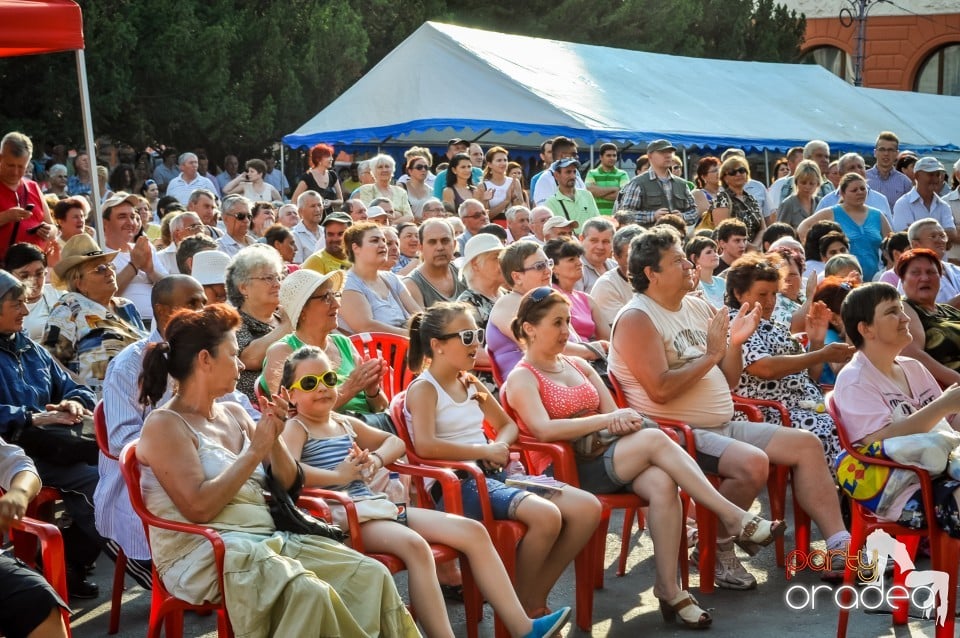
[[832, 204, 882, 280]]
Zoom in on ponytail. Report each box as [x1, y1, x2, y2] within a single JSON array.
[[407, 312, 427, 373], [139, 342, 172, 406]]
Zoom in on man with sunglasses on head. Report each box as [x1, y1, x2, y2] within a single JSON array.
[[97, 274, 261, 593], [216, 194, 257, 257], [103, 192, 168, 322], [303, 212, 353, 275], [615, 139, 698, 228]]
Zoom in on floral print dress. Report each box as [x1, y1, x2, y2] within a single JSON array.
[[731, 310, 842, 474]]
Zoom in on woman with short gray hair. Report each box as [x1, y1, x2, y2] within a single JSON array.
[[351, 154, 413, 223], [225, 244, 291, 401]]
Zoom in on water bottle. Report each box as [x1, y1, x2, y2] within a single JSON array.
[[504, 452, 525, 478], [384, 472, 408, 526]]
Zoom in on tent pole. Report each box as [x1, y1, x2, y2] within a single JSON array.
[[75, 49, 103, 246], [764, 150, 770, 186], [589, 144, 594, 170], [279, 143, 285, 202], [682, 147, 687, 179]]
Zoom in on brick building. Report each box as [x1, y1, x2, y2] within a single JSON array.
[[779, 0, 960, 95]]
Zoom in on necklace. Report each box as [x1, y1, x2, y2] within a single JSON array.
[[174, 395, 217, 421], [527, 356, 565, 374]]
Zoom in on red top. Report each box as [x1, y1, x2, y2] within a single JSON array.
[[0, 178, 49, 259]]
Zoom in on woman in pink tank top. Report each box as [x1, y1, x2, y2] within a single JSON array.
[[503, 288, 787, 630]]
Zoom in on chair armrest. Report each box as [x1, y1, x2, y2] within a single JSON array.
[[296, 494, 332, 521], [733, 394, 793, 428], [301, 488, 365, 552], [517, 435, 578, 483], [387, 462, 464, 514], [652, 419, 699, 457], [9, 517, 69, 601]]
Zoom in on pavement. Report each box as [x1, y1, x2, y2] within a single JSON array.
[[66, 493, 944, 637]]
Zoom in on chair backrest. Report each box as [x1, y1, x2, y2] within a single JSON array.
[[607, 369, 629, 409], [487, 347, 506, 388], [93, 401, 117, 460], [350, 332, 415, 399], [825, 393, 855, 451]]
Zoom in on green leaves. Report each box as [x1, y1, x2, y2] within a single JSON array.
[[0, 0, 804, 157]]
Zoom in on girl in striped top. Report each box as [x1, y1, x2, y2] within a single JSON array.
[[281, 346, 572, 638]]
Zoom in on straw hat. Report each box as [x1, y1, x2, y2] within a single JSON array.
[[279, 268, 346, 329], [53, 234, 117, 279]]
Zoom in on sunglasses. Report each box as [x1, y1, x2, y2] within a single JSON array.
[[726, 167, 748, 176], [87, 263, 116, 276], [409, 164, 429, 171], [225, 212, 250, 221], [437, 328, 485, 346], [529, 286, 554, 303], [289, 370, 339, 392], [519, 258, 554, 273]]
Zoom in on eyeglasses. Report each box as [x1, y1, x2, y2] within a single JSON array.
[[289, 370, 339, 392], [249, 274, 284, 284], [463, 212, 488, 220], [86, 262, 116, 276], [224, 212, 250, 221], [409, 164, 428, 171], [437, 328, 485, 346], [519, 258, 554, 273], [726, 167, 748, 176], [309, 291, 341, 304], [529, 286, 554, 303]]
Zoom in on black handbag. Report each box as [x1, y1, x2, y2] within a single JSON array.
[[9, 414, 98, 466], [264, 464, 346, 542]]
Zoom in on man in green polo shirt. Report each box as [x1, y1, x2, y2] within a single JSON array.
[[586, 142, 629, 216], [544, 158, 600, 226]]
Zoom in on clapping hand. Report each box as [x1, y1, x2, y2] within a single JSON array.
[[729, 302, 762, 347], [805, 300, 832, 344]]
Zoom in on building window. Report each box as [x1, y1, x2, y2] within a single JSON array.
[[803, 46, 853, 84], [915, 44, 960, 96]]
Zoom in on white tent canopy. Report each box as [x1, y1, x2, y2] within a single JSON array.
[[285, 21, 958, 154]]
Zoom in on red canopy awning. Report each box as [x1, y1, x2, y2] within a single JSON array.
[[0, 0, 83, 57]]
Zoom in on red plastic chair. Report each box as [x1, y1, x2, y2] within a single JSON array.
[[94, 401, 129, 635], [303, 460, 483, 638], [120, 443, 235, 638], [7, 516, 72, 636], [390, 391, 528, 638], [827, 395, 959, 638], [732, 394, 813, 569], [499, 390, 693, 630], [350, 332, 415, 399], [606, 370, 722, 593]]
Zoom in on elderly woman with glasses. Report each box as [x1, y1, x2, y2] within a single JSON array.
[[259, 269, 388, 419], [487, 241, 606, 381], [711, 156, 765, 248], [352, 154, 413, 224], [42, 234, 145, 393], [226, 244, 292, 402]]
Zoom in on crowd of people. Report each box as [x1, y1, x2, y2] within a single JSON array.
[[2, 126, 960, 638]]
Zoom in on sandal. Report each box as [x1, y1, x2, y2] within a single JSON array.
[[736, 513, 785, 549], [657, 591, 712, 629]]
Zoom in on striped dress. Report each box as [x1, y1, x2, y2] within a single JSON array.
[[294, 417, 374, 500]]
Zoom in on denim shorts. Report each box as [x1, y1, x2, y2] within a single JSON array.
[[576, 439, 631, 494], [458, 469, 531, 521]]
